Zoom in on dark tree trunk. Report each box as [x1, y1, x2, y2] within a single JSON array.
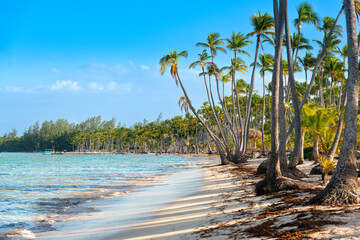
[[311, 0, 360, 205], [284, 2, 303, 174]]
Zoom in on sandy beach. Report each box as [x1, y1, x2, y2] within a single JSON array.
[[28, 155, 360, 240]]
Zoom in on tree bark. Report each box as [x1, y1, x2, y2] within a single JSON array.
[[311, 0, 360, 205], [261, 75, 266, 155], [284, 2, 302, 170]]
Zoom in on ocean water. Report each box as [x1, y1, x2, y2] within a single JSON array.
[[0, 153, 201, 238]]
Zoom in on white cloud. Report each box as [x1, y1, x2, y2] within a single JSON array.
[[5, 86, 24, 92], [107, 81, 117, 90], [51, 80, 80, 91], [141, 65, 150, 71], [89, 82, 104, 90]]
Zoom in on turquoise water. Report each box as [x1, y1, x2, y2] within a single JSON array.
[[0, 153, 200, 237]]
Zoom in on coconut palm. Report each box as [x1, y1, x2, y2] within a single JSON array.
[[283, 32, 313, 57], [317, 16, 343, 37], [323, 57, 345, 106], [293, 2, 319, 66], [225, 32, 252, 147], [298, 52, 317, 91], [245, 11, 274, 154], [160, 50, 188, 86], [196, 33, 235, 155], [160, 50, 228, 164], [196, 33, 226, 59]]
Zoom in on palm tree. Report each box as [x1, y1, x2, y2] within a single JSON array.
[[311, 0, 360, 205], [160, 49, 227, 164], [196, 33, 235, 156], [245, 11, 274, 154], [251, 53, 274, 155], [160, 50, 188, 85], [293, 2, 319, 66], [298, 52, 317, 91], [225, 32, 251, 151], [324, 57, 345, 106], [178, 96, 191, 113], [317, 16, 343, 37], [284, 33, 313, 57]]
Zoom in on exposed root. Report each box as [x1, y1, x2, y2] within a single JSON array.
[[288, 167, 308, 178], [310, 183, 360, 206], [255, 177, 313, 196]]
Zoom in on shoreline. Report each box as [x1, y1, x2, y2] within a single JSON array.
[[6, 154, 360, 239]]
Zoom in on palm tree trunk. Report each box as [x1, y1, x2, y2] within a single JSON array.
[[319, 67, 325, 106], [326, 88, 347, 161], [279, 62, 289, 173], [243, 35, 260, 154], [284, 2, 302, 170], [311, 0, 360, 205], [261, 75, 266, 155], [176, 72, 228, 165], [312, 137, 319, 163], [262, 0, 284, 184]]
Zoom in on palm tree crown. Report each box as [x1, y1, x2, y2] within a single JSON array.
[[189, 50, 211, 69], [317, 16, 343, 37], [225, 32, 252, 57], [159, 50, 188, 85], [248, 11, 275, 47], [253, 54, 274, 77], [294, 2, 319, 29], [196, 33, 226, 57]]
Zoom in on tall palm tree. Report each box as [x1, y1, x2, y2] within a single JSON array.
[[311, 0, 360, 205], [293, 2, 319, 66], [251, 53, 274, 155], [225, 32, 251, 150], [196, 33, 235, 155], [245, 11, 274, 154]]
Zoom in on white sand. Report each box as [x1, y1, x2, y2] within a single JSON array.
[[35, 156, 360, 239]]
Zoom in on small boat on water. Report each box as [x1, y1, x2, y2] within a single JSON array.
[[42, 149, 55, 155]]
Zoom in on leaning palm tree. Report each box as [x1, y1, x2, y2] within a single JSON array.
[[251, 53, 274, 155], [245, 11, 274, 154], [160, 50, 227, 164]]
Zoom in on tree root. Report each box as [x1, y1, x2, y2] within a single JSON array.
[[288, 167, 308, 178], [309, 183, 360, 206], [255, 177, 312, 196]]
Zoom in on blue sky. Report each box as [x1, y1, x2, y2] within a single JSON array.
[[0, 0, 346, 135]]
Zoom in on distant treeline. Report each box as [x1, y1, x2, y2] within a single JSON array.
[[0, 114, 212, 153]]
